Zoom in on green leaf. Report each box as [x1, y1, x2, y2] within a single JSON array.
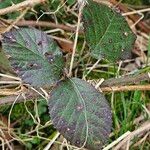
[[0, 0, 24, 19], [0, 48, 12, 72], [67, 0, 75, 5], [83, 0, 136, 61], [0, 0, 12, 9], [48, 78, 112, 150], [0, 0, 24, 9], [2, 28, 64, 87]]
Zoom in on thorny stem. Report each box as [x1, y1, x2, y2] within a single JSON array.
[[101, 73, 150, 87], [0, 72, 150, 105], [1, 84, 150, 106]]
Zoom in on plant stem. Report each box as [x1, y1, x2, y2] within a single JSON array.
[[101, 84, 150, 92], [68, 3, 84, 77], [0, 84, 149, 106], [101, 73, 150, 87], [0, 20, 81, 33], [0, 73, 149, 105]]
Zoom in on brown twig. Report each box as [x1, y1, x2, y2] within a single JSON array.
[[0, 20, 81, 33], [0, 89, 20, 95], [101, 73, 150, 87], [0, 0, 46, 16], [2, 7, 30, 33], [0, 84, 150, 106], [101, 84, 150, 92], [0, 91, 40, 105], [113, 122, 150, 150], [0, 73, 149, 105]]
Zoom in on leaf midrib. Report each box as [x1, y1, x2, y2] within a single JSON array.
[[69, 78, 89, 146], [5, 41, 62, 71], [96, 11, 115, 49]]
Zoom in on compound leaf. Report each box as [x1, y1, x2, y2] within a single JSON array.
[[48, 78, 112, 150], [83, 0, 136, 61], [2, 27, 64, 87]]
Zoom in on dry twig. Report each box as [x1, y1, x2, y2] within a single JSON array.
[[113, 122, 150, 150], [0, 91, 39, 105], [2, 7, 30, 33], [103, 131, 131, 150], [122, 7, 150, 16], [101, 84, 150, 92], [0, 89, 20, 96], [101, 73, 150, 87], [68, 2, 84, 77], [0, 72, 150, 105], [0, 20, 80, 33], [0, 0, 46, 16], [0, 84, 150, 106]]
